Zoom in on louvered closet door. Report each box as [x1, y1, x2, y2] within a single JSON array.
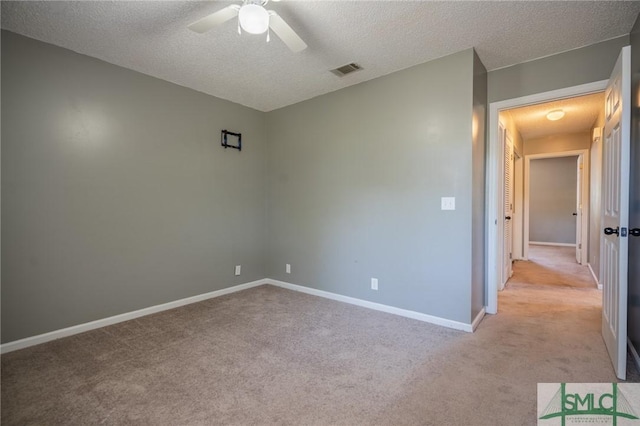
[[503, 130, 514, 287]]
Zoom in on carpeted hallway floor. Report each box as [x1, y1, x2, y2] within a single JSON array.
[[508, 244, 598, 289], [2, 248, 638, 425]]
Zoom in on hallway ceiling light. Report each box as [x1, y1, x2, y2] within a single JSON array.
[[546, 109, 565, 121]]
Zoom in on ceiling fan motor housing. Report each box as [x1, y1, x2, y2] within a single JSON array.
[[239, 2, 270, 34]]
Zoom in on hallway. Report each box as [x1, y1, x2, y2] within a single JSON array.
[[500, 244, 639, 381], [508, 245, 597, 289]]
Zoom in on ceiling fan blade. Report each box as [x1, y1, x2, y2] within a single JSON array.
[[269, 12, 307, 53], [188, 5, 240, 34]]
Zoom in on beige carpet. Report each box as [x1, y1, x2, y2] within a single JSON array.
[[508, 244, 597, 289], [2, 261, 638, 424]]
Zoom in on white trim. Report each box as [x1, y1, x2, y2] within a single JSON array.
[[1, 277, 487, 354], [267, 279, 477, 333], [587, 263, 602, 290], [487, 80, 607, 315], [0, 279, 268, 354], [513, 152, 524, 260], [529, 241, 577, 247], [471, 307, 486, 331], [629, 337, 640, 375]]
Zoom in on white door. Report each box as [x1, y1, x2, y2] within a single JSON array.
[[601, 46, 630, 380], [576, 155, 583, 264], [503, 129, 514, 288]]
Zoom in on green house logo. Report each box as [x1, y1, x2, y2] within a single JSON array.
[[539, 383, 639, 425]]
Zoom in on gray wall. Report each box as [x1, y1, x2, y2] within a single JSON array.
[[471, 51, 487, 319], [266, 49, 479, 324], [529, 156, 578, 245], [1, 31, 267, 342], [4, 21, 634, 344], [488, 36, 629, 104], [524, 131, 591, 156], [629, 13, 640, 364]]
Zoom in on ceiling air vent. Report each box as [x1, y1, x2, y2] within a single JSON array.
[[331, 63, 363, 77]]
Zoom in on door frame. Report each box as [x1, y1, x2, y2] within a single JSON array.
[[512, 150, 524, 260], [523, 150, 589, 262], [486, 80, 607, 314]]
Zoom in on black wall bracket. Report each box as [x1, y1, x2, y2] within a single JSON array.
[[221, 130, 241, 151]]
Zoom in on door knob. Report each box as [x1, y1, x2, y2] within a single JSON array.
[[630, 228, 640, 237], [572, 213, 578, 216], [505, 216, 512, 220], [604, 227, 620, 236]]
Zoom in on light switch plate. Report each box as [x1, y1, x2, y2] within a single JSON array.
[[441, 197, 456, 210]]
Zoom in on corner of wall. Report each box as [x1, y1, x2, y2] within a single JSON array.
[[472, 50, 488, 320]]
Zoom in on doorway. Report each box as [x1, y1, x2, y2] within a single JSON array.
[[487, 47, 632, 381], [486, 80, 607, 314], [523, 151, 589, 264], [495, 94, 600, 294]]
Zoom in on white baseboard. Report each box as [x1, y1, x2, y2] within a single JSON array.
[[0, 279, 268, 354], [587, 263, 602, 290], [1, 277, 486, 354], [267, 279, 477, 333], [629, 337, 640, 377], [529, 241, 576, 247], [471, 307, 486, 331]]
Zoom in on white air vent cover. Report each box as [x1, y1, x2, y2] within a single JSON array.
[[331, 63, 363, 77]]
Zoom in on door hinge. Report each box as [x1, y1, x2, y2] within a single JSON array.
[[621, 227, 628, 237], [578, 243, 582, 249]]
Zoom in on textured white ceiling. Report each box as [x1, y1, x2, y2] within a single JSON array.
[[507, 92, 605, 140], [2, 1, 639, 112]]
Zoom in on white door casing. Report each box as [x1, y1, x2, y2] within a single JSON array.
[[513, 152, 524, 260], [601, 46, 630, 381], [576, 155, 583, 264]]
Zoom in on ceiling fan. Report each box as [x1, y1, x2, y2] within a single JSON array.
[[188, 0, 307, 53]]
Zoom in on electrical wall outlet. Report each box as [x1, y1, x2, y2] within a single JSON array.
[[286, 264, 291, 274], [441, 197, 456, 210], [235, 265, 241, 276], [371, 278, 378, 291]]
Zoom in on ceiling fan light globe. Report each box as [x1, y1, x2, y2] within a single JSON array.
[[238, 4, 269, 35]]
